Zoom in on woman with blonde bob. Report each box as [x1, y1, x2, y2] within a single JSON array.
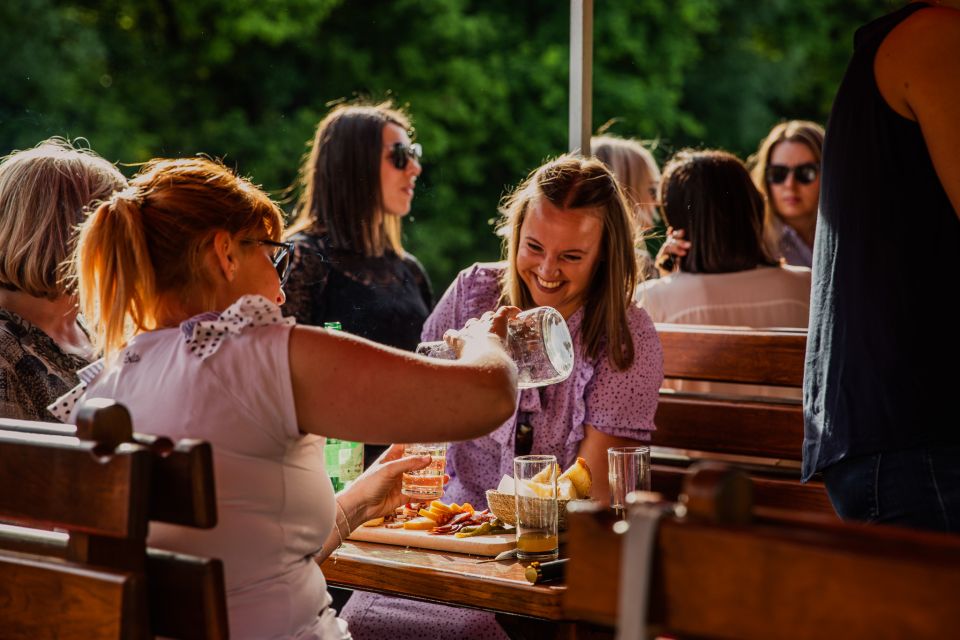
[[750, 120, 825, 267], [53, 157, 518, 639], [0, 137, 125, 420], [343, 155, 664, 640], [592, 134, 664, 278]]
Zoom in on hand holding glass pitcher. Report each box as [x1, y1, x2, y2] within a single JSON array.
[[417, 306, 575, 389]]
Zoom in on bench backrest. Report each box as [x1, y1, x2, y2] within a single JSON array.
[[650, 324, 834, 515], [564, 466, 960, 639], [0, 401, 228, 639]]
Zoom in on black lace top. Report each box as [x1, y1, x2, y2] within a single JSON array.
[[0, 308, 90, 421], [283, 232, 434, 351]]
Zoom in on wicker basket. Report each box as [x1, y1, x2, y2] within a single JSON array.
[[486, 489, 573, 530]]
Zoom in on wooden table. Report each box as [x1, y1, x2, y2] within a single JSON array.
[[319, 540, 566, 620]]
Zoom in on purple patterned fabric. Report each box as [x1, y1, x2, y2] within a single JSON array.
[[341, 262, 663, 639], [421, 262, 662, 506], [779, 225, 814, 268]]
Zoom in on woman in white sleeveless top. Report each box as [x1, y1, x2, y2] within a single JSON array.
[[51, 157, 517, 639]]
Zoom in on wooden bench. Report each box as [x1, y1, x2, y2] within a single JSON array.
[[652, 324, 833, 516], [0, 400, 228, 639], [564, 464, 960, 639]]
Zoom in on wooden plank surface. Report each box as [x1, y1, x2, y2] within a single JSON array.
[[0, 550, 142, 640], [320, 541, 565, 620], [348, 526, 515, 556], [564, 507, 960, 637], [651, 465, 835, 515], [657, 324, 806, 386], [0, 431, 150, 538], [654, 395, 803, 460]]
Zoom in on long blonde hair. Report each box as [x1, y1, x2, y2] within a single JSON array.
[[0, 137, 125, 299], [749, 120, 824, 258], [75, 157, 284, 357], [497, 155, 637, 371]]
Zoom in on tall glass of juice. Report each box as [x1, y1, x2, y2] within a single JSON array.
[[400, 443, 447, 500], [514, 454, 559, 562]]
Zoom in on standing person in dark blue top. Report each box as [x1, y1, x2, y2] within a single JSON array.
[[284, 102, 434, 467], [804, 1, 960, 532]]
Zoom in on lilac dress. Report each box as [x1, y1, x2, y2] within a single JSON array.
[[341, 262, 663, 639]]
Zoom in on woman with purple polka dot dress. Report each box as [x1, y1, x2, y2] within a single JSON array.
[[343, 155, 664, 638]]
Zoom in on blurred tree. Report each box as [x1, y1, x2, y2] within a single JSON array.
[[0, 0, 898, 291]]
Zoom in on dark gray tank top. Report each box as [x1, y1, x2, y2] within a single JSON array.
[[803, 2, 960, 480]]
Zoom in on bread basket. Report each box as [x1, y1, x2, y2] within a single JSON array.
[[486, 489, 574, 530]]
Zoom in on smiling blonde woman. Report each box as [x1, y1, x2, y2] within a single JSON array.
[[342, 155, 664, 640]]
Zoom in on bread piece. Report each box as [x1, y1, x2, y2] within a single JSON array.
[[531, 462, 561, 484], [557, 477, 577, 500], [559, 457, 592, 498]]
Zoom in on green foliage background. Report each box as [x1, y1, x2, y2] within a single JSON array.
[[0, 0, 899, 293]]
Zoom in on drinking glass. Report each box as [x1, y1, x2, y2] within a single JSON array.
[[416, 306, 574, 389], [514, 454, 559, 562], [400, 442, 447, 500], [607, 446, 651, 517]]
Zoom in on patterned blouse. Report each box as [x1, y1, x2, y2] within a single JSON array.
[[421, 262, 664, 506], [0, 307, 90, 422]]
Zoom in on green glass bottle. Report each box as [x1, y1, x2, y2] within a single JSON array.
[[322, 322, 363, 492]]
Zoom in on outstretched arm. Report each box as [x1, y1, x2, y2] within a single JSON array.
[[289, 307, 519, 444]]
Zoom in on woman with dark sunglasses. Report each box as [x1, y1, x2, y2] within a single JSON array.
[[284, 101, 433, 468], [749, 120, 825, 267], [52, 156, 518, 639], [637, 150, 811, 331], [284, 101, 431, 354]]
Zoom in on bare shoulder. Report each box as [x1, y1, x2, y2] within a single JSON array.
[[877, 6, 960, 119]]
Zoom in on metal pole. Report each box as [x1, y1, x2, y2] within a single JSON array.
[[569, 0, 593, 156]]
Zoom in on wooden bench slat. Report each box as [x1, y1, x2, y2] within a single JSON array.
[[0, 433, 151, 539], [0, 550, 146, 640], [564, 495, 960, 638], [658, 324, 806, 386], [654, 395, 803, 460], [147, 550, 229, 640]]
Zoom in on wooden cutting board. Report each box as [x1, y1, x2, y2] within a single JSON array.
[[348, 526, 516, 556]]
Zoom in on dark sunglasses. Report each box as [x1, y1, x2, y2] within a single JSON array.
[[242, 239, 294, 286], [766, 162, 819, 185], [389, 142, 422, 170]]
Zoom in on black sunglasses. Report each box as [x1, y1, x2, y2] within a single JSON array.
[[242, 239, 294, 286], [389, 142, 422, 170], [766, 162, 819, 185]]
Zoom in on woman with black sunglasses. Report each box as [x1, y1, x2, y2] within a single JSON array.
[[284, 101, 433, 468], [283, 101, 431, 354], [637, 149, 812, 331], [749, 120, 825, 267]]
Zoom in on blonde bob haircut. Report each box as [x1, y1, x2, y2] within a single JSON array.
[[75, 157, 284, 357], [592, 135, 661, 229], [0, 137, 125, 299], [497, 155, 638, 371], [748, 120, 824, 259]]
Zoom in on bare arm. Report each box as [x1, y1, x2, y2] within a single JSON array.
[[315, 444, 433, 561], [576, 424, 648, 505], [289, 310, 518, 444], [877, 7, 960, 218]]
